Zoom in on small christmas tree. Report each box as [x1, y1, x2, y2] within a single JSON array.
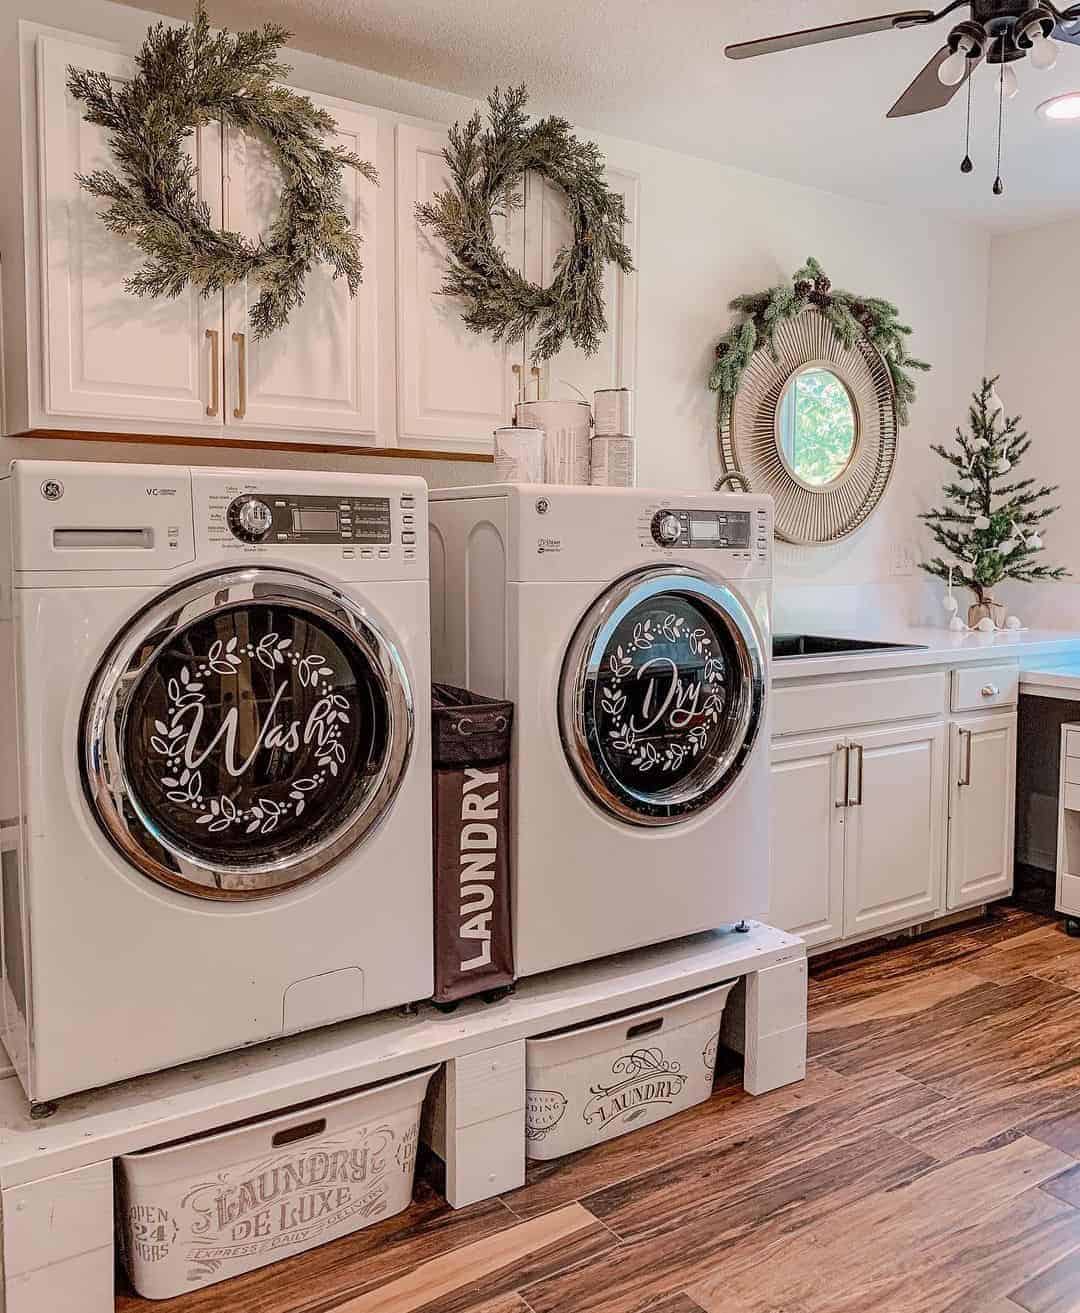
[[921, 377, 1067, 626]]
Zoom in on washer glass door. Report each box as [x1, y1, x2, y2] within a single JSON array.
[[559, 567, 766, 826], [82, 569, 414, 899]]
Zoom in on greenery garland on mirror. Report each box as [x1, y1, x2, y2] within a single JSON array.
[[708, 257, 930, 426], [67, 2, 377, 339], [416, 85, 634, 361]]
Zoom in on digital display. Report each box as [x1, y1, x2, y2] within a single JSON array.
[[690, 517, 720, 540], [292, 508, 340, 534]]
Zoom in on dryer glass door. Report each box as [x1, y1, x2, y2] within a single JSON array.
[[559, 567, 766, 827], [82, 570, 414, 899]]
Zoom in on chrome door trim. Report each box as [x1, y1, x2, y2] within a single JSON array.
[[558, 566, 767, 827], [81, 568, 414, 900]]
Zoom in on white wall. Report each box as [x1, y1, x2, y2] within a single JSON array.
[[987, 216, 1080, 629], [0, 0, 992, 620]]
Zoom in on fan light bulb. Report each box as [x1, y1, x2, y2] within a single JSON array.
[[939, 46, 970, 86], [1003, 65, 1020, 99], [1029, 28, 1059, 70]]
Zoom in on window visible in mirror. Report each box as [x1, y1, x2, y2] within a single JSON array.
[[777, 366, 858, 487]]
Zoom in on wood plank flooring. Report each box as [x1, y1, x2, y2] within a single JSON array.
[[117, 906, 1080, 1313]]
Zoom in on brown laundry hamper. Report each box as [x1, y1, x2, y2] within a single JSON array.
[[431, 684, 515, 1006]]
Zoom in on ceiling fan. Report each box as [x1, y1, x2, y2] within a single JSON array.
[[726, 1, 1080, 119]]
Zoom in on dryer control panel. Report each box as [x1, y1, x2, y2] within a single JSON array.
[[650, 507, 754, 550]]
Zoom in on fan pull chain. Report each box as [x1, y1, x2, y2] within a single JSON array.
[[961, 72, 974, 174], [993, 57, 1005, 195]]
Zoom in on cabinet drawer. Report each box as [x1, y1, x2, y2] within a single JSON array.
[[1066, 728, 1080, 760], [1066, 758, 1080, 787], [951, 664, 1018, 713], [772, 671, 947, 737], [1066, 782, 1080, 812]]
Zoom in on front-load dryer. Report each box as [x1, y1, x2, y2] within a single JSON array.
[[429, 485, 772, 978], [0, 461, 432, 1104]]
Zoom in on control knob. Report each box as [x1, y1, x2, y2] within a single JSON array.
[[228, 496, 274, 543], [652, 512, 682, 547]]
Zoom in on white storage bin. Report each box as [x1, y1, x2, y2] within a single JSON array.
[[117, 1065, 436, 1300], [524, 981, 735, 1160]]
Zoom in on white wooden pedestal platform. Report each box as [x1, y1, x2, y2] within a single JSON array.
[[0, 923, 805, 1312]]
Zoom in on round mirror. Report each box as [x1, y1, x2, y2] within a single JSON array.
[[776, 366, 858, 487]]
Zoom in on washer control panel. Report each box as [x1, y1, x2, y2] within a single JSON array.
[[226, 493, 394, 545], [650, 508, 752, 550]]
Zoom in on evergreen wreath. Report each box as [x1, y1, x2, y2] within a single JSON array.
[[921, 376, 1067, 604], [66, 3, 378, 339], [416, 85, 634, 361], [708, 257, 930, 426]]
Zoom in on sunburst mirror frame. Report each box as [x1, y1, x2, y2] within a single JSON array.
[[719, 308, 899, 545]]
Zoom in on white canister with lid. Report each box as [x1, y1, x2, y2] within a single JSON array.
[[494, 426, 545, 483], [515, 399, 592, 485]]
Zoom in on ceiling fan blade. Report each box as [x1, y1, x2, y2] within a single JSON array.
[[725, 10, 937, 59], [886, 45, 980, 118]]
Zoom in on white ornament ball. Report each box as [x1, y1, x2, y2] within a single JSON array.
[[1000, 538, 1018, 555], [997, 458, 1011, 473], [1030, 533, 1043, 550], [949, 615, 968, 632], [973, 514, 990, 530], [972, 438, 990, 452], [976, 616, 996, 632], [1006, 615, 1022, 630]]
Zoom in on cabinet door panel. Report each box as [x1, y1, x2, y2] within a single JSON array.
[[223, 95, 378, 436], [770, 737, 846, 948], [948, 714, 1016, 910], [395, 123, 520, 450], [526, 168, 639, 400], [844, 722, 946, 937], [38, 38, 221, 426]]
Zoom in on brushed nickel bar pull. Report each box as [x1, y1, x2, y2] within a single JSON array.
[[959, 729, 973, 787], [205, 328, 220, 417], [836, 743, 851, 808], [851, 742, 865, 806], [232, 331, 247, 419]]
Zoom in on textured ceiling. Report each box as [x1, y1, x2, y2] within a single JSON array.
[[123, 0, 1080, 230]]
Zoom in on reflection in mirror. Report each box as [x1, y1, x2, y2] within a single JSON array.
[[777, 366, 858, 487]]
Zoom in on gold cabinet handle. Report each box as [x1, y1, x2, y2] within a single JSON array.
[[232, 331, 247, 419], [959, 728, 973, 787], [205, 328, 220, 417]]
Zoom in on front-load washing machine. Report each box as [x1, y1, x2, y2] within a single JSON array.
[[0, 461, 432, 1104], [429, 485, 772, 978]]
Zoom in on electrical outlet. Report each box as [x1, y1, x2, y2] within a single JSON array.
[[890, 542, 918, 576]]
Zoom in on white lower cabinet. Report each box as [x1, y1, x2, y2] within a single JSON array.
[[771, 722, 946, 947], [770, 736, 846, 948], [842, 722, 947, 937], [947, 713, 1017, 910]]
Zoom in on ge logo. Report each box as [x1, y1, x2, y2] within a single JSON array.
[[40, 480, 64, 502], [535, 497, 550, 515]]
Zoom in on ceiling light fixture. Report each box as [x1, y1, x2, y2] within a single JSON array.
[[1038, 89, 1080, 116]]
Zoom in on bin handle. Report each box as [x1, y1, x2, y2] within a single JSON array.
[[452, 715, 510, 735], [271, 1117, 327, 1148], [626, 1017, 664, 1039]]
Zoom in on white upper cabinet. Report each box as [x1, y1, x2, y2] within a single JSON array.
[[395, 122, 520, 451], [222, 95, 379, 439], [37, 37, 221, 428]]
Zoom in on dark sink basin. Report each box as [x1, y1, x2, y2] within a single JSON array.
[[773, 634, 929, 660]]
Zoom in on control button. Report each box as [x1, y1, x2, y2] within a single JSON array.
[[402, 531, 416, 544], [402, 514, 415, 526], [228, 496, 274, 543], [342, 548, 356, 559], [404, 549, 416, 560], [651, 512, 682, 547], [360, 548, 374, 559], [378, 548, 391, 559]]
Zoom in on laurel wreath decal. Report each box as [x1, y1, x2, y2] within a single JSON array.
[[149, 633, 351, 834], [598, 611, 726, 773]]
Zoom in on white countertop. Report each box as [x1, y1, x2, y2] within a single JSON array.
[[772, 624, 1080, 681], [1019, 656, 1080, 701]]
